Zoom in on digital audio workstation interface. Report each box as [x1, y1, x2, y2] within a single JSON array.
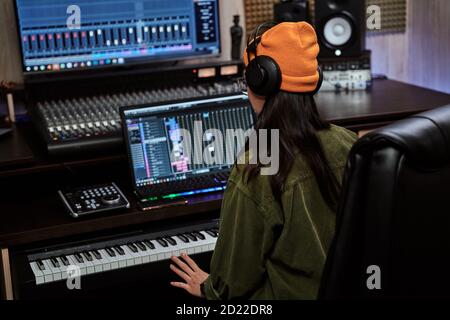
[[15, 0, 221, 73], [123, 95, 254, 187]]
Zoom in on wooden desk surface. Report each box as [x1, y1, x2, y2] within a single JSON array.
[[0, 78, 449, 248], [0, 161, 222, 247], [317, 79, 450, 128]]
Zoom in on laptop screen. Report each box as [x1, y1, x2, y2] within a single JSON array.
[[121, 95, 254, 189]]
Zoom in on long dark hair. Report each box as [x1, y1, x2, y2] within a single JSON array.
[[243, 91, 341, 210]]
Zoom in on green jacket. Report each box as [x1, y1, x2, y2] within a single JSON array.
[[204, 125, 357, 300]]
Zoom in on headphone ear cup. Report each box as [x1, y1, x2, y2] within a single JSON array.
[[245, 56, 282, 97], [310, 66, 323, 96]]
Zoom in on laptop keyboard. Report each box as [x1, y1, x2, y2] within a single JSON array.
[[138, 172, 230, 198]]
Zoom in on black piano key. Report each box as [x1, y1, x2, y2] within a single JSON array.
[[82, 251, 93, 262], [60, 256, 70, 266], [50, 257, 60, 268], [185, 233, 198, 241], [193, 231, 205, 240], [105, 247, 116, 257], [92, 250, 102, 260], [156, 238, 168, 247], [114, 246, 125, 255], [177, 234, 189, 243], [205, 230, 216, 237], [127, 243, 138, 253], [165, 236, 177, 246], [135, 242, 147, 251], [144, 240, 155, 250], [36, 259, 46, 271], [74, 253, 84, 263]]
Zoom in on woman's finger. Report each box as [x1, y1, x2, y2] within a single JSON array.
[[171, 255, 194, 275], [170, 264, 191, 283], [170, 281, 190, 292], [181, 253, 200, 272]]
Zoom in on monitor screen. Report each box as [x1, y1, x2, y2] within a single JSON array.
[[122, 95, 254, 188], [14, 0, 221, 74]]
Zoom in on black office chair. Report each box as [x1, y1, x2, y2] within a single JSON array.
[[319, 104, 450, 299]]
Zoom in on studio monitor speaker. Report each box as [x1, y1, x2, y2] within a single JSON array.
[[274, 0, 310, 23], [315, 0, 366, 58]]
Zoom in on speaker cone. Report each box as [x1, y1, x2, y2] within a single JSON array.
[[323, 15, 353, 47]]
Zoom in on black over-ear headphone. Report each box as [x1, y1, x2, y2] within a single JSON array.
[[245, 22, 323, 97]]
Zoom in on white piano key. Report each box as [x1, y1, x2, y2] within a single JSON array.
[[113, 248, 128, 268], [97, 249, 112, 271], [120, 246, 138, 266], [89, 252, 104, 273], [45, 259, 63, 281], [67, 255, 87, 276], [81, 254, 95, 275], [103, 249, 120, 269], [41, 260, 54, 283], [30, 262, 45, 285], [129, 243, 148, 264], [59, 258, 70, 280]]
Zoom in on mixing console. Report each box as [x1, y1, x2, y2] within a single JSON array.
[[34, 80, 244, 156]]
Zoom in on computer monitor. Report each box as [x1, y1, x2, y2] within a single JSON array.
[[121, 95, 254, 189], [14, 0, 221, 75]]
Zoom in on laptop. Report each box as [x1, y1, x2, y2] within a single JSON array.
[[120, 94, 255, 210]]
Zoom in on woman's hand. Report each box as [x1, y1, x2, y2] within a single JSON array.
[[170, 252, 209, 298]]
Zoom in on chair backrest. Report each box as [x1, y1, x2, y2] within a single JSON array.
[[319, 104, 450, 299]]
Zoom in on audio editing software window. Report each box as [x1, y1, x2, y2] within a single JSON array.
[[15, 0, 221, 73], [124, 100, 254, 187]]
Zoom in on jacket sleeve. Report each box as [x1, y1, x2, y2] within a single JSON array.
[[203, 179, 281, 300]]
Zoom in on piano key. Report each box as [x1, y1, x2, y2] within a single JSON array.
[[156, 238, 168, 247], [177, 234, 189, 243], [105, 247, 116, 257], [127, 243, 138, 253], [67, 254, 87, 276], [135, 242, 147, 251], [74, 252, 84, 263], [185, 233, 197, 241], [165, 236, 177, 246], [193, 231, 206, 240], [206, 229, 218, 238], [41, 260, 54, 283], [44, 258, 62, 281], [113, 247, 129, 268], [82, 251, 93, 262], [98, 249, 115, 270], [78, 253, 95, 274], [58, 257, 71, 280], [36, 259, 46, 271], [60, 256, 70, 266], [92, 249, 102, 260], [143, 240, 155, 250], [50, 257, 60, 268], [114, 246, 125, 256], [30, 262, 45, 285], [120, 246, 138, 266], [86, 251, 104, 273]]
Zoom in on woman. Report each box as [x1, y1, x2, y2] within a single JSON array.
[[169, 22, 357, 299]]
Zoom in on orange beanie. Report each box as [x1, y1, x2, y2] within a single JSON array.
[[244, 22, 320, 93]]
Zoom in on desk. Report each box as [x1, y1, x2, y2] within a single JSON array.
[[1, 79, 450, 299]]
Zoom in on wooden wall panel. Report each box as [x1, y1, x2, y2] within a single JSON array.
[[367, 0, 450, 94], [0, 0, 23, 84]]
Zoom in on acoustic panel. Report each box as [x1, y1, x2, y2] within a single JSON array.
[[244, 0, 406, 34]]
